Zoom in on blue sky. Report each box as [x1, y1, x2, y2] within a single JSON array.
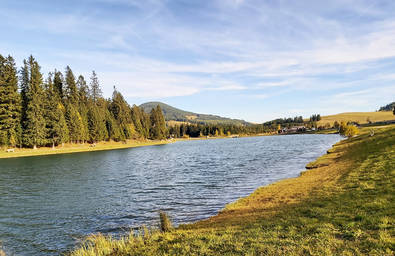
[[1, 0, 394, 122]]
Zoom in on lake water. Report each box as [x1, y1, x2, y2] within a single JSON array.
[[0, 134, 341, 255]]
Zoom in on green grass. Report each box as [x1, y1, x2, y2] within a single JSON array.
[[71, 125, 395, 256]]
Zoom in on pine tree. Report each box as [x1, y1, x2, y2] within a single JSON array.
[[0, 55, 21, 147], [20, 56, 46, 149]]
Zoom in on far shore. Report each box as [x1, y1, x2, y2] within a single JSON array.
[[0, 131, 336, 160], [0, 140, 171, 159]]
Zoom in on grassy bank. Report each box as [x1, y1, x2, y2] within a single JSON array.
[[0, 140, 170, 159], [71, 124, 394, 255]]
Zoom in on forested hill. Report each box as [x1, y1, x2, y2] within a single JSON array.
[[140, 102, 250, 125], [378, 102, 395, 112]]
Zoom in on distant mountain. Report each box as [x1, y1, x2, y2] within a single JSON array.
[[378, 102, 395, 112], [140, 102, 250, 125]]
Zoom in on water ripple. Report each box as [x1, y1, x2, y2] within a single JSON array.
[[0, 134, 341, 255]]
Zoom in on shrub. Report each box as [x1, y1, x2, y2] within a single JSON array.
[[159, 211, 173, 232], [346, 125, 358, 137]]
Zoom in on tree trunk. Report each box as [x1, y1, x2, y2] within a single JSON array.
[[33, 145, 37, 150]]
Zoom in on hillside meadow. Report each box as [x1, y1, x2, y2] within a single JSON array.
[[317, 111, 394, 126], [71, 124, 395, 255]]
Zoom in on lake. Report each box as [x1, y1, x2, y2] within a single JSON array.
[[0, 134, 341, 255]]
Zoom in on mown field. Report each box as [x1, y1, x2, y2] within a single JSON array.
[[70, 124, 395, 255], [317, 111, 394, 126]]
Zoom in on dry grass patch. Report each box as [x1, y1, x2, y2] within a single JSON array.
[[318, 111, 394, 126]]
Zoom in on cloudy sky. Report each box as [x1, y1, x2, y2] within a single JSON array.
[[1, 0, 394, 122]]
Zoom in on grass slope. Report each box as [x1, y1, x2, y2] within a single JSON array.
[[140, 102, 249, 125], [71, 125, 395, 255], [318, 111, 394, 126], [0, 140, 169, 159]]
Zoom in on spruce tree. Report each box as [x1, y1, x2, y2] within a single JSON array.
[[0, 55, 21, 147], [43, 73, 69, 147], [65, 103, 83, 143], [53, 70, 65, 101], [141, 108, 151, 138], [77, 75, 89, 143], [131, 105, 144, 137], [89, 71, 102, 103], [110, 87, 133, 139], [65, 66, 79, 104], [64, 66, 83, 143], [77, 75, 89, 103], [87, 73, 107, 143], [150, 105, 167, 140], [20, 56, 46, 149], [156, 105, 167, 138], [87, 102, 107, 143], [105, 108, 123, 142]]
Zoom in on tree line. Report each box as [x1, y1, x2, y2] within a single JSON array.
[[168, 123, 270, 138], [0, 54, 167, 149]]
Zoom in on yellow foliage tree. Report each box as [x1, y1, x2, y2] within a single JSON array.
[[339, 122, 358, 138]]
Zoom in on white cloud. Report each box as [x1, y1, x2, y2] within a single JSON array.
[[2, 0, 395, 119]]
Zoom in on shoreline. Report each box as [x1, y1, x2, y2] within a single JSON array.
[[184, 132, 345, 228], [71, 124, 395, 255], [0, 132, 278, 160], [0, 140, 171, 159], [0, 130, 338, 160]]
